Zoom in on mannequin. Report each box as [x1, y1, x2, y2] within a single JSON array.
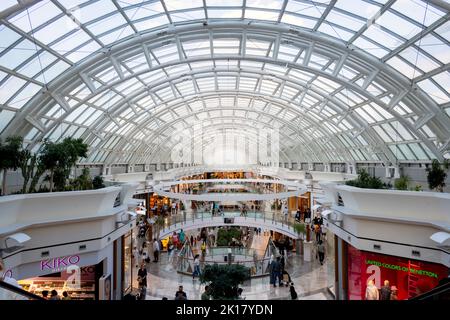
[[365, 279, 380, 300]]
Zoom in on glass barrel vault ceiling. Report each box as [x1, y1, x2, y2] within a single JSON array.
[[0, 0, 449, 165]]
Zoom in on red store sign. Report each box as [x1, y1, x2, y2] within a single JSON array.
[[347, 244, 449, 300]]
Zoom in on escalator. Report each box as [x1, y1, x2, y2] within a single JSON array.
[[0, 279, 45, 300], [409, 279, 450, 300]]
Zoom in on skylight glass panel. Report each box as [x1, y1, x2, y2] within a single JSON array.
[[318, 23, 354, 41], [9, 1, 61, 33], [50, 28, 91, 55], [165, 0, 204, 11], [285, 1, 323, 18], [281, 14, 317, 29], [390, 0, 445, 26], [334, 0, 380, 20], [41, 60, 70, 82], [18, 51, 58, 78], [0, 26, 22, 54], [362, 25, 404, 50], [66, 41, 101, 63], [0, 0, 17, 11], [416, 34, 450, 64], [417, 79, 449, 104], [389, 145, 405, 160], [352, 37, 389, 58], [327, 10, 366, 31], [386, 56, 421, 79], [76, 0, 117, 24], [99, 26, 135, 45], [208, 9, 242, 19], [33, 16, 80, 45], [88, 13, 127, 36], [0, 39, 39, 70], [170, 10, 205, 22], [8, 82, 41, 109], [399, 44, 440, 74], [432, 71, 450, 95], [434, 21, 450, 42], [124, 2, 165, 20], [245, 9, 279, 22], [0, 76, 26, 104], [134, 15, 170, 32], [378, 11, 422, 39], [409, 143, 428, 159], [0, 109, 16, 133], [246, 0, 283, 10]]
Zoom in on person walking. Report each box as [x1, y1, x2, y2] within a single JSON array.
[[193, 254, 201, 279], [317, 240, 325, 265], [390, 286, 398, 300], [270, 256, 282, 287], [62, 291, 71, 300], [290, 283, 298, 300], [153, 238, 160, 262], [138, 263, 148, 288]]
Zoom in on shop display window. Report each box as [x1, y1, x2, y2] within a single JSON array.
[[18, 266, 96, 300], [347, 243, 448, 300]]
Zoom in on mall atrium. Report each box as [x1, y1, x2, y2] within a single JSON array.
[[0, 0, 449, 301]]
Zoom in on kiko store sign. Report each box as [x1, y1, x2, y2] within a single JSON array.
[[40, 255, 80, 272], [2, 252, 103, 280]]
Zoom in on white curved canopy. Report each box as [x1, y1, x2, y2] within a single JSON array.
[[0, 0, 449, 165]]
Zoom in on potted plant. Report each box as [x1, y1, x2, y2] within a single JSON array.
[[426, 159, 449, 192], [293, 222, 306, 255]]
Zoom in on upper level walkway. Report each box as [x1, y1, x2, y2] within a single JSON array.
[[157, 210, 302, 239]]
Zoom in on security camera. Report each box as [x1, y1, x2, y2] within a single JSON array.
[[0, 233, 31, 256], [5, 233, 31, 246]]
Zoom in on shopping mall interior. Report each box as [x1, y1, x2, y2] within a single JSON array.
[[0, 0, 449, 302]]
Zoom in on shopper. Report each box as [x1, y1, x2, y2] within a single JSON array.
[[41, 290, 49, 300], [201, 241, 207, 258], [62, 291, 71, 300], [49, 290, 60, 300], [201, 286, 210, 300], [192, 254, 201, 279], [269, 256, 282, 287], [317, 240, 325, 265], [365, 280, 380, 300], [290, 283, 298, 300], [179, 229, 185, 244], [237, 288, 244, 300], [153, 238, 160, 262], [175, 286, 187, 300], [380, 280, 391, 300], [138, 264, 148, 288]]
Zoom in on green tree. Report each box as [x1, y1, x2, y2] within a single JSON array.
[[199, 264, 250, 300], [394, 175, 410, 190], [92, 175, 105, 189], [40, 138, 88, 192], [72, 168, 93, 191], [345, 169, 384, 189], [0, 136, 24, 196], [40, 140, 65, 192], [426, 159, 448, 192]]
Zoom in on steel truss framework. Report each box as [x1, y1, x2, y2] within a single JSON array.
[[0, 0, 449, 166]]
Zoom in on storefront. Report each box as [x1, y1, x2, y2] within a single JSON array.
[[4, 252, 111, 300], [122, 231, 133, 295], [18, 263, 98, 300], [347, 243, 448, 300]]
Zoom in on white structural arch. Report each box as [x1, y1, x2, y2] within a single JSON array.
[[158, 216, 300, 240], [0, 1, 449, 166], [153, 178, 307, 201]]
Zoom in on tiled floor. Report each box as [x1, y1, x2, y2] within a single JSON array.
[[133, 234, 334, 300]]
